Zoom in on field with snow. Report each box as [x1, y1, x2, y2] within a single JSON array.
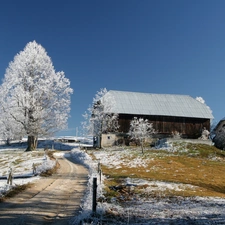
[[70, 141, 225, 225], [0, 137, 91, 199], [0, 140, 57, 198], [1, 138, 225, 224]]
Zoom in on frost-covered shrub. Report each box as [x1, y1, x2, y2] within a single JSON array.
[[199, 127, 210, 140], [172, 131, 182, 139], [36, 157, 56, 174]]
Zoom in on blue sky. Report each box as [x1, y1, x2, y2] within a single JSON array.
[[0, 0, 225, 136]]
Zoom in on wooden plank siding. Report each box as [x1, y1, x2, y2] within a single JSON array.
[[118, 114, 210, 139]]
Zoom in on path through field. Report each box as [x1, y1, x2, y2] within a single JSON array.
[[0, 154, 88, 225]]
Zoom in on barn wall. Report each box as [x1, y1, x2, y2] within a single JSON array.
[[118, 114, 210, 139]]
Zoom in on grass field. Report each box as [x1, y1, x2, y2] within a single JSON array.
[[88, 142, 225, 200]]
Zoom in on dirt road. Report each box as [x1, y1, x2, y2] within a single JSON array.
[[0, 154, 88, 225]]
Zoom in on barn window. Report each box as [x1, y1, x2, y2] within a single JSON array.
[[108, 136, 110, 140]]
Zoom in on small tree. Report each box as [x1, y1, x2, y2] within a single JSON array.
[[129, 117, 155, 154], [82, 88, 119, 147]]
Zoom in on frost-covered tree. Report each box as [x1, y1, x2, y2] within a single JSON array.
[[0, 41, 73, 151], [129, 117, 155, 154], [196, 96, 205, 104], [82, 88, 119, 147], [196, 96, 213, 126], [0, 111, 23, 145], [196, 96, 213, 115], [0, 89, 25, 145]]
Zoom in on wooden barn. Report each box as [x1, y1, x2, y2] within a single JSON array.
[[102, 90, 213, 142]]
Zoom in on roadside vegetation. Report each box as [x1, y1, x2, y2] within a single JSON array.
[[39, 150, 60, 177], [0, 183, 33, 202]]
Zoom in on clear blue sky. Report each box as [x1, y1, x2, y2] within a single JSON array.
[[0, 0, 224, 136]]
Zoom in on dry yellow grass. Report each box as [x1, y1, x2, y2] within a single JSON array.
[[94, 143, 225, 198], [39, 150, 60, 176], [0, 183, 33, 202]]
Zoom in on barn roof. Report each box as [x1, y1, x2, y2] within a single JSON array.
[[103, 90, 213, 119]]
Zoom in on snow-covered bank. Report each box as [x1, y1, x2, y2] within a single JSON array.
[[0, 149, 56, 198], [62, 149, 105, 224]]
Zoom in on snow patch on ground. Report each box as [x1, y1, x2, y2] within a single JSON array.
[[94, 150, 153, 169], [0, 148, 55, 198], [101, 196, 225, 225], [124, 177, 197, 192], [66, 149, 105, 224]]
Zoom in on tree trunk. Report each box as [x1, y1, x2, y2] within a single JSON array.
[[6, 138, 11, 146], [141, 138, 144, 154], [26, 136, 38, 151]]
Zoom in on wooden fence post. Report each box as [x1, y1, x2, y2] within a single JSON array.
[[32, 163, 36, 174], [99, 169, 102, 183], [7, 167, 13, 185], [97, 161, 101, 173], [92, 177, 97, 214]]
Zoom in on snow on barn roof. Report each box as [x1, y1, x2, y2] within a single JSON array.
[[103, 90, 213, 119]]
